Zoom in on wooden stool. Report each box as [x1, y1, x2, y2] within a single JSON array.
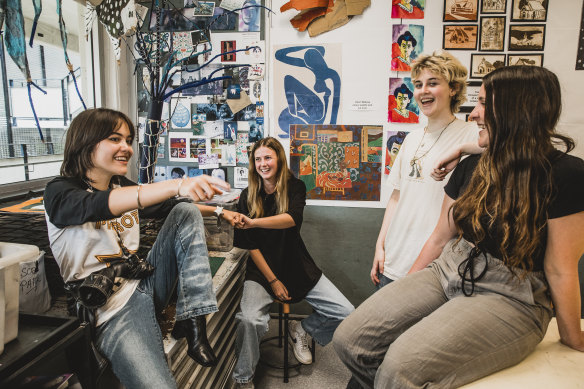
[[259, 301, 316, 383]]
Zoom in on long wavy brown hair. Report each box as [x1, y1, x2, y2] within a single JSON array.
[[453, 66, 574, 273], [247, 137, 291, 218]]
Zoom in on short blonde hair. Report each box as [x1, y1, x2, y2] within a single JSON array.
[[411, 50, 468, 113]]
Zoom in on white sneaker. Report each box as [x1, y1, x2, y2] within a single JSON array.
[[289, 321, 313, 364], [236, 381, 254, 389]]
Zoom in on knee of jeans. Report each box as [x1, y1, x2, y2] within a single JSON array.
[[236, 309, 269, 329], [172, 202, 203, 224]]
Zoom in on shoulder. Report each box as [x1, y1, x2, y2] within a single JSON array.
[[550, 152, 584, 190], [551, 152, 584, 173], [288, 174, 306, 192], [45, 176, 81, 197]]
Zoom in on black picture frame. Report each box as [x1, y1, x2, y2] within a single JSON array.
[[507, 53, 544, 67], [443, 0, 479, 22], [479, 16, 506, 51], [480, 0, 507, 14], [508, 24, 546, 51], [469, 53, 506, 79], [443, 25, 479, 50], [511, 0, 548, 22]]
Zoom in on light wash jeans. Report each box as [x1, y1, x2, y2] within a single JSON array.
[[96, 202, 218, 389], [233, 274, 354, 384]]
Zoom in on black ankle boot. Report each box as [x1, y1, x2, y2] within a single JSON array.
[[172, 316, 217, 367]]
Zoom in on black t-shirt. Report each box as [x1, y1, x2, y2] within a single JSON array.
[[234, 176, 322, 303], [445, 152, 584, 270]]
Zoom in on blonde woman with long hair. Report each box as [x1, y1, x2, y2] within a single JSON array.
[[231, 137, 354, 389]]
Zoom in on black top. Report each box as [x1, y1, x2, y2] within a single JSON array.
[[234, 176, 322, 303], [445, 152, 584, 271]]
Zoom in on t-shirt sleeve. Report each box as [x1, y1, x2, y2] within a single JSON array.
[[234, 188, 258, 250], [286, 178, 306, 228], [549, 155, 584, 219], [444, 154, 480, 200], [44, 177, 115, 228]]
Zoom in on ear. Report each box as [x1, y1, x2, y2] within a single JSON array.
[[449, 84, 458, 97]]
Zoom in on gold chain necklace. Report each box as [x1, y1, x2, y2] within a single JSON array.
[[409, 117, 456, 179]]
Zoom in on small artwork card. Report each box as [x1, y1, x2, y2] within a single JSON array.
[[239, 1, 261, 32], [224, 121, 238, 141], [198, 152, 220, 169], [392, 0, 425, 19], [188, 167, 205, 177], [190, 138, 207, 161], [191, 29, 210, 45], [444, 0, 478, 22], [388, 77, 419, 123], [479, 16, 506, 51], [511, 0, 547, 21], [167, 165, 187, 179], [204, 120, 225, 138], [481, 0, 507, 14], [220, 0, 246, 11], [211, 7, 238, 31], [227, 84, 241, 99], [157, 136, 166, 159], [170, 98, 192, 129], [234, 166, 249, 188], [191, 1, 215, 17], [443, 25, 478, 50], [236, 132, 250, 164], [243, 41, 265, 63], [221, 40, 237, 62], [458, 80, 481, 113], [507, 53, 543, 67], [221, 144, 237, 166], [508, 24, 546, 51], [169, 135, 188, 161], [391, 24, 424, 72], [470, 53, 506, 78], [385, 130, 409, 175]]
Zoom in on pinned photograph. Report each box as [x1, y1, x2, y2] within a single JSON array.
[[170, 98, 192, 129], [388, 78, 419, 123], [470, 53, 505, 78], [221, 40, 236, 62], [391, 0, 425, 19], [507, 54, 544, 67], [443, 25, 478, 50], [480, 0, 507, 14], [191, 29, 210, 45], [239, 0, 261, 31], [479, 16, 506, 51], [167, 166, 187, 179], [444, 0, 478, 22], [210, 6, 238, 31], [191, 1, 215, 17], [511, 0, 547, 22], [508, 24, 546, 51], [391, 24, 424, 72]]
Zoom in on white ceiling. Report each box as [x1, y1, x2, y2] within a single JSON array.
[[21, 0, 83, 38]]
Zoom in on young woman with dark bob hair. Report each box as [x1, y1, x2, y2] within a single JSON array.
[[44, 108, 239, 388], [334, 66, 584, 388]]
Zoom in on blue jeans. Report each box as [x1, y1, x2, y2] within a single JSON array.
[[376, 272, 394, 290], [95, 203, 218, 389], [232, 275, 354, 384]]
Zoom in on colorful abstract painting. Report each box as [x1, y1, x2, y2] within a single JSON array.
[[384, 130, 409, 174], [290, 124, 382, 201]]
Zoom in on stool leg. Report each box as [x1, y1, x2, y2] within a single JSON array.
[[311, 338, 316, 362], [278, 304, 283, 348], [283, 313, 289, 383]]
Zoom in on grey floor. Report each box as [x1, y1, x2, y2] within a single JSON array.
[[252, 318, 351, 389]]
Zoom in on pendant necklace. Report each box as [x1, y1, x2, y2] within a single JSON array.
[[409, 117, 456, 179]]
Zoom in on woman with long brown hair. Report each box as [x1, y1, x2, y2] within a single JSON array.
[[334, 66, 584, 388], [231, 137, 354, 388]]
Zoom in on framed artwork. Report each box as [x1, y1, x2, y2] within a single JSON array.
[[470, 53, 505, 78], [391, 24, 424, 72], [511, 0, 548, 22], [444, 0, 478, 22], [508, 24, 546, 51], [388, 78, 420, 123], [443, 25, 478, 50], [479, 16, 505, 51], [458, 80, 481, 113], [392, 0, 425, 19], [480, 0, 507, 14], [384, 130, 409, 175], [507, 53, 544, 66]]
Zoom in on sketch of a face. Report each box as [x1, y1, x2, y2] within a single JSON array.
[[399, 40, 414, 61]]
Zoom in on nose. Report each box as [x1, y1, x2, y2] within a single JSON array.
[[469, 105, 480, 121]]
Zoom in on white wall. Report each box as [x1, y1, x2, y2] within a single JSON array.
[[268, 0, 584, 208]]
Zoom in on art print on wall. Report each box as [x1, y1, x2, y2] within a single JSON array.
[[239, 0, 261, 31], [458, 80, 481, 113], [190, 1, 215, 17], [508, 24, 546, 51], [385, 131, 409, 175], [273, 44, 342, 139], [481, 0, 507, 14], [290, 124, 383, 201], [443, 25, 478, 50], [507, 54, 543, 66], [444, 0, 478, 22], [391, 24, 424, 71], [392, 0, 425, 19], [479, 16, 506, 51], [470, 53, 505, 78], [170, 98, 192, 129], [388, 78, 419, 124], [511, 0, 548, 22]]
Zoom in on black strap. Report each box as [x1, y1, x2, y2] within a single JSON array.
[[458, 246, 489, 297]]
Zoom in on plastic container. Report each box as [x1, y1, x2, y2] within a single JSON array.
[[0, 242, 40, 354], [203, 196, 238, 252]]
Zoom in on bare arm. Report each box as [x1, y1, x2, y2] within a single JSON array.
[[432, 142, 485, 181], [370, 189, 400, 285], [544, 211, 584, 351], [248, 248, 291, 301], [408, 194, 458, 274], [107, 175, 230, 216], [238, 213, 296, 229]]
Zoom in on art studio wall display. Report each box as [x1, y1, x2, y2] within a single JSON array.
[[507, 53, 543, 67], [443, 25, 478, 50], [391, 24, 424, 71], [444, 0, 478, 22], [388, 78, 420, 124], [385, 130, 409, 175], [392, 0, 425, 19], [273, 44, 342, 139], [511, 0, 547, 22], [479, 16, 505, 51], [458, 80, 481, 113], [480, 0, 507, 14], [470, 53, 505, 78], [289, 124, 383, 201], [508, 24, 545, 51]]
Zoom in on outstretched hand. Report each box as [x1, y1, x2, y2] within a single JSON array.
[[178, 175, 230, 202]]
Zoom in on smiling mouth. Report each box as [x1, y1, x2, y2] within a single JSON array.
[[420, 97, 435, 105], [115, 156, 129, 162]]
